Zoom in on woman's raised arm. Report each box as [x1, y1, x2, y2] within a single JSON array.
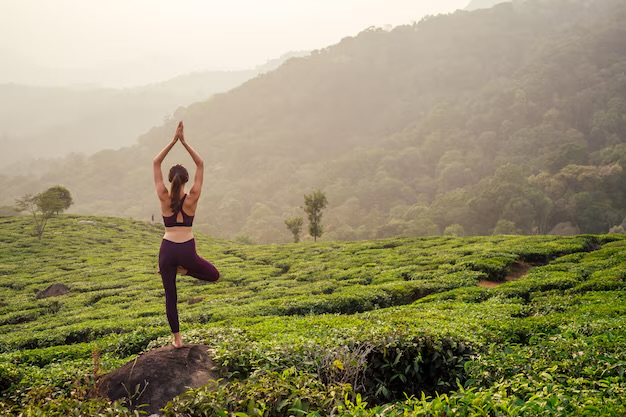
[[178, 122, 204, 201], [153, 122, 182, 200]]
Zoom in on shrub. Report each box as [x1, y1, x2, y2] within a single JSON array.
[[104, 327, 167, 357], [455, 254, 517, 281], [162, 368, 351, 417], [361, 333, 475, 402], [0, 363, 21, 396], [0, 396, 141, 417], [10, 344, 93, 367]]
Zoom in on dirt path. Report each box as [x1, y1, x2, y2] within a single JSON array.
[[477, 260, 535, 288]]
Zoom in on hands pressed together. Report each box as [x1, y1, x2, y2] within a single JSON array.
[[158, 120, 202, 168], [154, 120, 201, 168], [173, 121, 186, 144]]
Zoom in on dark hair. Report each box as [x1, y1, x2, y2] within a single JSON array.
[[168, 164, 189, 211]]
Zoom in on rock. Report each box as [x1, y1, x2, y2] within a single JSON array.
[[78, 220, 96, 225], [36, 283, 70, 299], [98, 344, 217, 415]]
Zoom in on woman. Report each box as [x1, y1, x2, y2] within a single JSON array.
[[153, 121, 219, 348]]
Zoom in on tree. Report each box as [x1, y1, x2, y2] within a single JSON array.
[[15, 186, 73, 239], [45, 185, 74, 214], [443, 224, 465, 237], [304, 190, 328, 242], [492, 219, 519, 235], [284, 216, 304, 243]]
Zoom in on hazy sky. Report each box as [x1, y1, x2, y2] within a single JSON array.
[[0, 0, 469, 87]]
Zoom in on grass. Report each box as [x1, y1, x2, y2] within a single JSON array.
[[1, 215, 626, 416]]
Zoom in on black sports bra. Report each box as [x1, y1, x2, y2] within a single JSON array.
[[163, 194, 194, 227]]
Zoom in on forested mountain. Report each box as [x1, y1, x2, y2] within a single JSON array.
[[2, 0, 626, 243], [0, 52, 303, 170]]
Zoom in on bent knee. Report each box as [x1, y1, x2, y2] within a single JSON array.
[[190, 269, 219, 282], [204, 265, 219, 282], [204, 271, 220, 282]]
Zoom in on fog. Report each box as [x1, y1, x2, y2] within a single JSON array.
[[0, 0, 468, 87], [2, 0, 622, 242]]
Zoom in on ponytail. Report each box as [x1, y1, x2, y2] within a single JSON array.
[[168, 164, 189, 211], [170, 174, 183, 211]]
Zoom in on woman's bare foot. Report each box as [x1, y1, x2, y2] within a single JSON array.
[[177, 266, 188, 275], [172, 332, 183, 348]]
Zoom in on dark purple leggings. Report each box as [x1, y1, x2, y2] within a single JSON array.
[[159, 238, 219, 333]]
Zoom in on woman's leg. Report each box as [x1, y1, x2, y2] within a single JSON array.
[[160, 266, 180, 333], [159, 240, 182, 346], [179, 239, 220, 282]]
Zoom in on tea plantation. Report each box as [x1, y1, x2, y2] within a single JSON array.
[[1, 215, 626, 416]]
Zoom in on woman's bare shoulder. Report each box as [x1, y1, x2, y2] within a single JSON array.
[[160, 198, 175, 215]]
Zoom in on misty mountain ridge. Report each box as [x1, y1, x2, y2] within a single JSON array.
[[465, 0, 512, 11], [134, 51, 308, 98], [0, 47, 301, 88], [0, 51, 307, 170], [3, 0, 626, 243]]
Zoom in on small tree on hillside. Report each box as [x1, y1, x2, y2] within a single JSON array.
[[16, 186, 74, 239], [284, 216, 304, 243], [492, 219, 519, 235], [443, 223, 466, 237], [45, 185, 73, 214], [304, 189, 328, 242]]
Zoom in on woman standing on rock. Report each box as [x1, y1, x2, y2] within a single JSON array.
[[153, 121, 219, 348]]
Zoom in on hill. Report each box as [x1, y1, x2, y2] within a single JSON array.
[[2, 0, 626, 243], [0, 52, 304, 170], [465, 0, 511, 11], [1, 215, 626, 415]]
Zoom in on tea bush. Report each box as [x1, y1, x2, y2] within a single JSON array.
[[2, 216, 626, 415], [162, 368, 352, 417]]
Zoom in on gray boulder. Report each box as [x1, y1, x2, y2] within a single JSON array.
[[36, 283, 70, 299], [98, 344, 217, 415]]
